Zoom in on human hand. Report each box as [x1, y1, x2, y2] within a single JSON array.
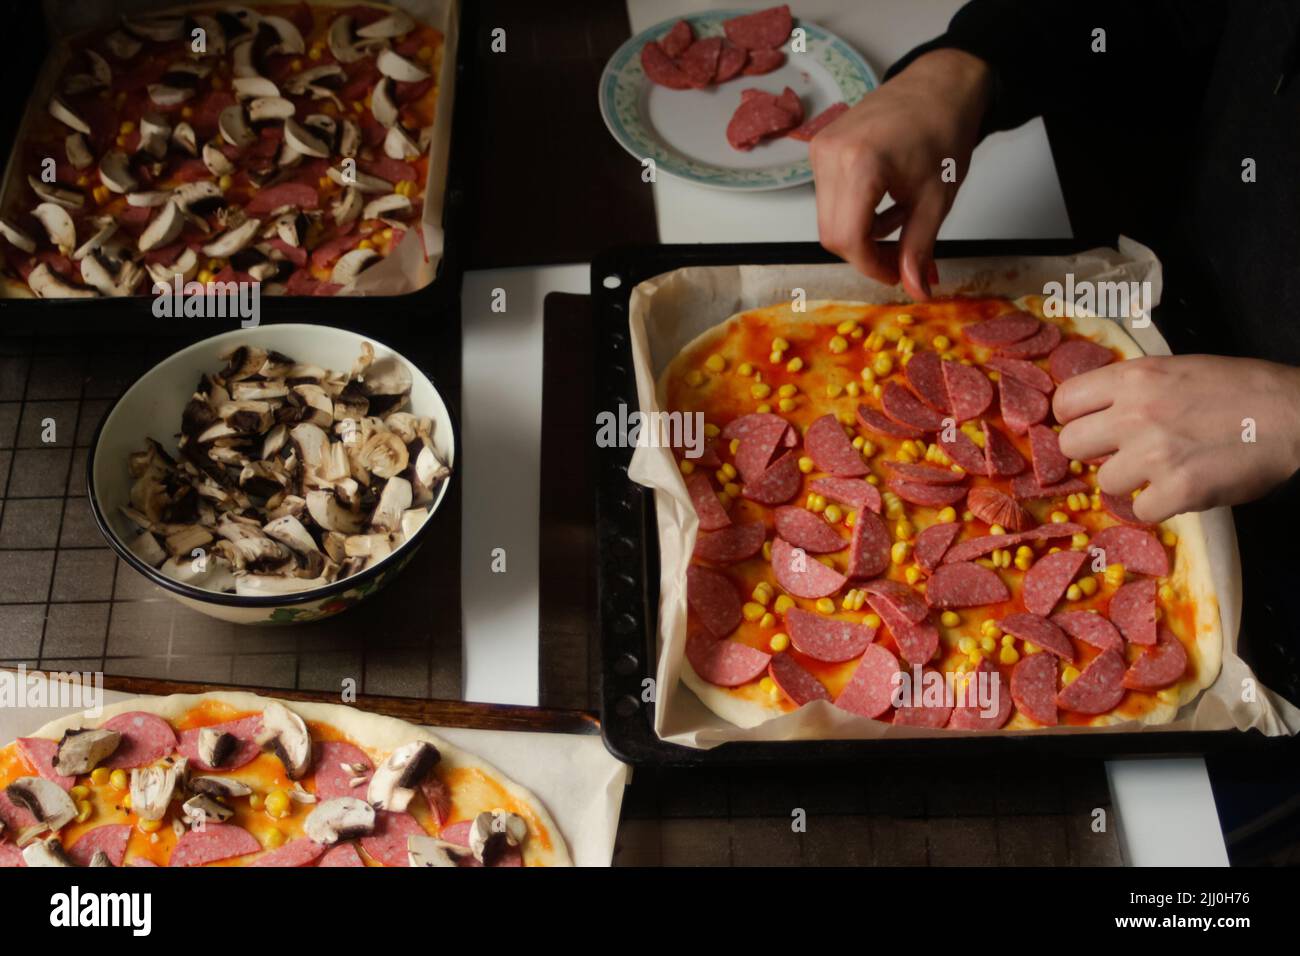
[[810, 48, 990, 300], [1053, 355, 1300, 522]]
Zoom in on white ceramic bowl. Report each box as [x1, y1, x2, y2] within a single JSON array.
[[88, 324, 455, 625]]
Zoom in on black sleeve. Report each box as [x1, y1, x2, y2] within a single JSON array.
[[884, 0, 1227, 135]]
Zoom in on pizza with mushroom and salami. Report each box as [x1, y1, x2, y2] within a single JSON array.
[[661, 295, 1222, 731], [0, 691, 571, 867], [0, 1, 443, 298]]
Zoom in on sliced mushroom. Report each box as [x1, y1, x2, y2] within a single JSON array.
[[331, 247, 379, 286], [138, 113, 171, 160], [365, 740, 439, 813], [148, 81, 196, 107], [98, 151, 138, 193], [27, 263, 96, 298], [160, 553, 237, 591], [362, 193, 413, 222], [0, 216, 35, 253], [27, 174, 84, 209], [304, 797, 376, 844], [249, 96, 295, 121], [129, 761, 183, 821], [218, 104, 256, 148], [261, 14, 305, 55], [182, 793, 233, 825], [171, 121, 198, 156], [376, 49, 430, 83], [88, 849, 115, 867], [202, 216, 261, 257], [468, 810, 528, 865], [331, 186, 362, 227], [269, 209, 306, 247], [32, 202, 76, 252], [103, 30, 142, 60], [127, 190, 172, 208], [357, 429, 409, 479], [371, 77, 399, 128], [81, 250, 145, 297], [129, 529, 167, 566], [146, 247, 199, 287], [357, 10, 415, 39], [138, 200, 184, 252], [197, 728, 238, 768], [65, 132, 94, 170], [401, 507, 430, 540], [254, 701, 312, 780], [231, 35, 258, 78], [328, 14, 365, 63], [383, 123, 421, 161], [189, 775, 252, 799], [203, 141, 235, 176], [264, 514, 319, 555], [232, 75, 279, 100], [174, 180, 225, 215], [6, 777, 77, 845], [53, 728, 121, 776], [371, 476, 412, 532], [122, 14, 185, 42], [407, 835, 466, 868], [338, 118, 362, 159], [327, 165, 392, 194], [283, 118, 330, 158], [22, 839, 74, 867], [283, 64, 344, 95], [306, 488, 365, 534], [48, 94, 90, 134]]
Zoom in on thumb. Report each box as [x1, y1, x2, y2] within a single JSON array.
[[898, 189, 948, 301]]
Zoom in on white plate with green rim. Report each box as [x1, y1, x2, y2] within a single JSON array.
[[599, 10, 877, 192]]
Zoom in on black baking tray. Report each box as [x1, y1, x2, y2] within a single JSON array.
[[0, 0, 477, 335], [592, 239, 1300, 767]]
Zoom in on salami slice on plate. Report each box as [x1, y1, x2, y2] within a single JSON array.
[[846, 510, 891, 579], [1028, 424, 1070, 486], [679, 37, 722, 87], [998, 374, 1049, 433], [869, 596, 939, 667], [169, 823, 260, 867], [1101, 491, 1155, 527], [723, 4, 793, 49], [742, 450, 801, 505], [860, 579, 929, 623], [686, 631, 772, 686], [913, 521, 962, 572], [1109, 577, 1158, 645], [805, 413, 869, 477], [981, 422, 1026, 476], [1088, 526, 1169, 577], [882, 381, 947, 431], [1021, 548, 1087, 616], [1010, 473, 1089, 500], [995, 321, 1062, 359], [937, 428, 989, 475], [715, 41, 749, 82], [734, 415, 791, 482], [741, 47, 785, 74], [687, 564, 743, 638], [1010, 652, 1059, 726], [946, 659, 1013, 730], [942, 360, 993, 422], [882, 461, 966, 484], [925, 562, 1010, 609], [810, 476, 882, 513], [1122, 627, 1188, 690], [685, 470, 731, 531], [984, 356, 1054, 393], [885, 476, 967, 508], [693, 520, 766, 564], [767, 652, 832, 706], [770, 536, 847, 599], [1049, 339, 1114, 383], [1051, 610, 1124, 654], [785, 608, 876, 663], [1019, 522, 1087, 541], [641, 41, 692, 89], [99, 712, 178, 769], [659, 19, 693, 58], [942, 532, 1023, 565], [773, 506, 846, 555], [1056, 648, 1127, 714], [903, 351, 951, 413], [857, 405, 923, 440], [68, 823, 132, 867], [833, 644, 899, 718], [1000, 612, 1074, 661], [963, 311, 1041, 346]]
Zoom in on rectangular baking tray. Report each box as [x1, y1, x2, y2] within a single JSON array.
[[0, 0, 477, 334], [592, 239, 1300, 767]]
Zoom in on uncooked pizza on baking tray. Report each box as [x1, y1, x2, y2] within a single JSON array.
[[661, 296, 1221, 731], [0, 692, 571, 867], [0, 2, 442, 298]]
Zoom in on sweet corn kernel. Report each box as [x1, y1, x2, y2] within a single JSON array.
[[978, 635, 996, 653], [703, 423, 721, 440], [720, 463, 737, 480], [861, 613, 881, 631], [769, 633, 790, 652], [866, 474, 880, 486], [763, 541, 773, 561], [759, 612, 775, 628], [989, 524, 1006, 536], [91, 768, 110, 786], [265, 789, 292, 818], [891, 541, 911, 564], [882, 325, 903, 342], [738, 362, 754, 376], [678, 459, 694, 475], [940, 610, 961, 628], [895, 519, 914, 540], [76, 800, 93, 823], [778, 397, 797, 413], [729, 438, 741, 455], [824, 504, 843, 524], [861, 440, 877, 457], [958, 636, 977, 654], [1159, 584, 1175, 603], [1024, 642, 1042, 655], [815, 597, 836, 614], [742, 602, 766, 622], [935, 506, 957, 523], [967, 650, 983, 666], [119, 119, 135, 134], [684, 370, 704, 387], [1001, 633, 1015, 646], [796, 455, 815, 474], [122, 794, 131, 810], [264, 828, 286, 849], [825, 382, 844, 399], [750, 383, 772, 399], [760, 677, 777, 694], [845, 381, 860, 397], [859, 367, 876, 386], [1079, 576, 1099, 597], [138, 817, 162, 833], [756, 403, 772, 414], [71, 785, 90, 800], [357, 238, 374, 250], [785, 356, 804, 373], [845, 510, 857, 527], [1161, 530, 1179, 547], [1014, 550, 1034, 572], [774, 595, 794, 614], [181, 105, 194, 118], [1104, 563, 1126, 587], [1062, 665, 1080, 685], [1050, 511, 1069, 524], [771, 337, 790, 352], [807, 493, 827, 513], [752, 582, 773, 605], [872, 354, 893, 377], [904, 565, 923, 585], [248, 793, 263, 810], [999, 646, 1020, 665], [981, 620, 1002, 639], [724, 482, 741, 497], [829, 335, 848, 354], [931, 335, 950, 349], [109, 769, 128, 791], [1066, 584, 1082, 601], [836, 319, 859, 335], [705, 354, 726, 372]]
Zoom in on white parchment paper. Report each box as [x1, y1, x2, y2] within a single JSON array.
[[628, 238, 1300, 747]]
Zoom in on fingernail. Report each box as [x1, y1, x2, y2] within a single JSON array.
[[918, 259, 932, 299], [928, 260, 940, 285]]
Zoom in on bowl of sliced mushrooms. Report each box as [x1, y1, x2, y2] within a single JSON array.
[[88, 324, 453, 624]]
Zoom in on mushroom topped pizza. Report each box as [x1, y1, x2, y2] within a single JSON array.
[[661, 296, 1222, 731], [0, 691, 571, 867], [0, 2, 444, 298]]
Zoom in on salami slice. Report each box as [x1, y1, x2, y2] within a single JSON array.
[[942, 360, 994, 422], [640, 41, 692, 89], [715, 41, 748, 82], [999, 374, 1049, 433], [169, 823, 260, 867], [687, 565, 743, 638], [361, 811, 428, 867], [892, 673, 955, 727], [1010, 652, 1059, 726], [100, 712, 178, 769], [1101, 491, 1154, 527], [68, 823, 131, 867], [942, 533, 1023, 565], [15, 738, 75, 791], [741, 47, 784, 74], [742, 450, 801, 505], [770, 536, 847, 599], [1021, 548, 1087, 616], [1051, 610, 1124, 654], [1089, 526, 1169, 577], [685, 471, 731, 532], [659, 19, 694, 58], [885, 476, 967, 508], [693, 520, 766, 564], [0, 789, 36, 834], [422, 777, 452, 827], [966, 487, 1032, 531], [1123, 627, 1188, 690], [995, 321, 1061, 359], [882, 381, 946, 431], [861, 579, 929, 623], [685, 630, 771, 686], [946, 659, 1013, 730], [734, 416, 790, 482], [1056, 648, 1126, 714], [786, 607, 876, 663], [805, 413, 869, 477], [726, 88, 801, 149], [810, 477, 882, 513], [318, 843, 365, 867], [1049, 339, 1114, 383], [1000, 612, 1074, 661], [1109, 578, 1158, 645], [722, 412, 798, 443], [857, 405, 923, 439], [439, 819, 524, 867], [882, 461, 965, 484], [0, 843, 23, 867], [246, 182, 319, 215], [774, 506, 844, 554], [870, 597, 939, 666], [788, 101, 849, 141], [833, 644, 899, 718], [723, 4, 793, 49], [313, 740, 374, 801], [1010, 473, 1089, 500], [1019, 522, 1087, 541], [925, 562, 1010, 609], [767, 652, 832, 705], [913, 521, 962, 572], [981, 422, 1026, 476], [1028, 424, 1070, 486], [964, 311, 1041, 346], [937, 428, 989, 475], [177, 715, 262, 771], [984, 356, 1055, 393], [249, 837, 327, 867], [846, 511, 891, 579], [903, 351, 951, 413], [679, 37, 723, 87]]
